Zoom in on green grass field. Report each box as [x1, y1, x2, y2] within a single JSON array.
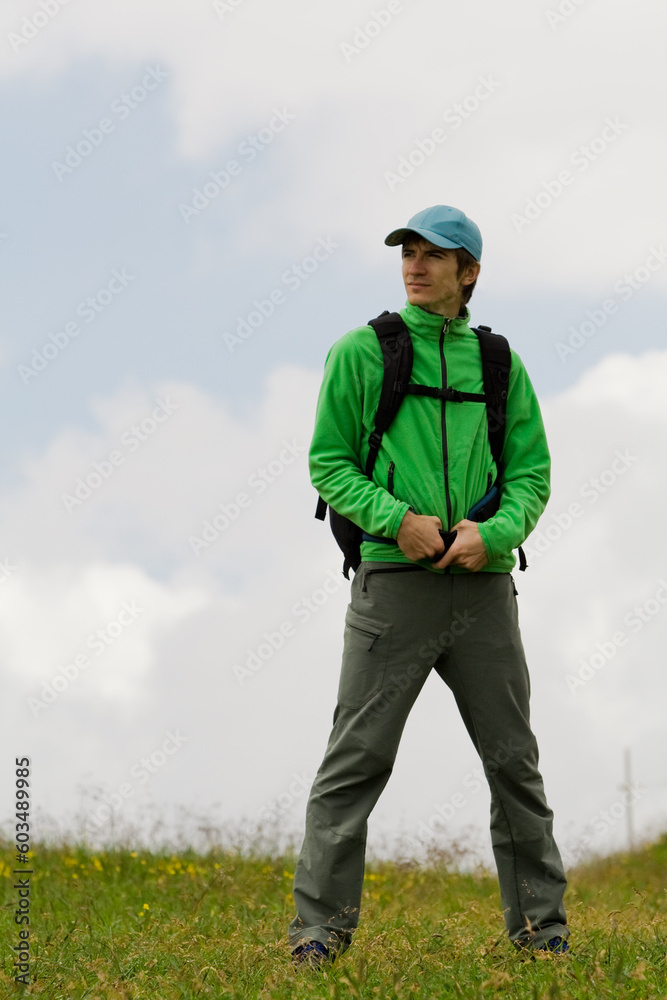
[[2, 833, 666, 999]]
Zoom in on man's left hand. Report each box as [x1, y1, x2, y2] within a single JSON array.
[[432, 519, 489, 572]]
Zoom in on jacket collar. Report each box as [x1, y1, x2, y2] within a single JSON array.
[[400, 301, 472, 340]]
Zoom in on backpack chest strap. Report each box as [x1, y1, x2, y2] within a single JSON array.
[[404, 384, 488, 404]]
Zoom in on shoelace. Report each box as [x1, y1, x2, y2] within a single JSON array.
[[293, 941, 329, 963]]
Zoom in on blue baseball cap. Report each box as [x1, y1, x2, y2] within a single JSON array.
[[385, 205, 482, 261]]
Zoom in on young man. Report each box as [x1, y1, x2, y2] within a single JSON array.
[[289, 205, 569, 966]]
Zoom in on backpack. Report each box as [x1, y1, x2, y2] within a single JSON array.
[[315, 311, 527, 578]]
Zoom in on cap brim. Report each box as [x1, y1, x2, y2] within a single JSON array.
[[384, 227, 462, 250]]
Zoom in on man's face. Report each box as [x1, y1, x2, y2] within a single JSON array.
[[401, 237, 480, 317]]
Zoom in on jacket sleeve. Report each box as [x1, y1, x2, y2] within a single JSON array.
[[477, 352, 551, 561], [308, 332, 410, 539]]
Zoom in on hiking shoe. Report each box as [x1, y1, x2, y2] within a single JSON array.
[[292, 940, 331, 968], [539, 936, 569, 955]]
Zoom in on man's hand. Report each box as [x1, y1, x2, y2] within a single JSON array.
[[397, 512, 490, 571], [432, 518, 489, 572], [396, 510, 444, 562]]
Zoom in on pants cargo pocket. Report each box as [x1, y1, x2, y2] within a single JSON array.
[[337, 608, 392, 710]]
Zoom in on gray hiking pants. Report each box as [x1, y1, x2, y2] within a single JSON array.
[[289, 563, 568, 953]]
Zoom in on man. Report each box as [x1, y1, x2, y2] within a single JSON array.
[[289, 205, 569, 966]]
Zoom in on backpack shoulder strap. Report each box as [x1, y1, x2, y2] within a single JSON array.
[[473, 324, 511, 469], [314, 310, 412, 523], [364, 311, 413, 478], [473, 325, 528, 570]]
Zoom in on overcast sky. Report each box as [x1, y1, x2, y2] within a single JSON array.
[[1, 0, 666, 867]]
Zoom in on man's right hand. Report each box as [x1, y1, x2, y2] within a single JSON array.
[[396, 510, 445, 562]]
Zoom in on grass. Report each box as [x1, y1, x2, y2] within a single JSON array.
[[1, 833, 667, 998]]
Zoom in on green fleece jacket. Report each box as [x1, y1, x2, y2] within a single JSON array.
[[309, 302, 550, 573]]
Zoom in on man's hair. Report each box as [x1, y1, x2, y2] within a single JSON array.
[[454, 246, 478, 305], [402, 235, 479, 305]]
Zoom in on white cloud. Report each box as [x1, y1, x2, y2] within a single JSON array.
[[1, 563, 209, 707]]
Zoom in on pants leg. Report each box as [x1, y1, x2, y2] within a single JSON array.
[[289, 563, 442, 953], [434, 572, 568, 947], [289, 566, 568, 953]]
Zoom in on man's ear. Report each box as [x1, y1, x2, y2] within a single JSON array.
[[462, 262, 481, 287]]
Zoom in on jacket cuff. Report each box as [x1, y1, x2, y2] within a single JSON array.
[[477, 521, 498, 562], [389, 501, 411, 540]]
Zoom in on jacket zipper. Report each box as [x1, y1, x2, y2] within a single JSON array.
[[387, 461, 395, 495], [439, 318, 452, 529]]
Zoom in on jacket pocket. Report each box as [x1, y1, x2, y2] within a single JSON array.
[[337, 608, 392, 710]]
